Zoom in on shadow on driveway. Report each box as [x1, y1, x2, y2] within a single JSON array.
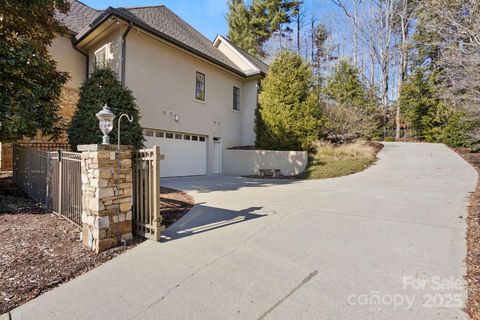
[[162, 175, 301, 194], [160, 204, 266, 242]]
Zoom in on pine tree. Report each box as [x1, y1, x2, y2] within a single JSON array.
[[256, 50, 320, 150], [324, 60, 369, 107], [322, 60, 380, 140], [226, 0, 258, 55], [398, 14, 474, 146], [226, 0, 299, 57], [68, 67, 144, 150]]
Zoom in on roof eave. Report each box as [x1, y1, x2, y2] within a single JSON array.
[[74, 8, 252, 78]]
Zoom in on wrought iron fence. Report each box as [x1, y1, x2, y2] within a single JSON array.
[[13, 144, 82, 226], [132, 146, 164, 240]]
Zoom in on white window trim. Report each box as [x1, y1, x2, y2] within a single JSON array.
[[94, 44, 110, 67]]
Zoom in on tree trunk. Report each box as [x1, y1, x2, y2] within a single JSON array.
[[395, 0, 409, 140]]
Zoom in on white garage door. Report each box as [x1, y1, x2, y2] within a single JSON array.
[[144, 130, 207, 177]]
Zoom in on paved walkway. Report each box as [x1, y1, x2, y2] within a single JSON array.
[[10, 142, 477, 319]]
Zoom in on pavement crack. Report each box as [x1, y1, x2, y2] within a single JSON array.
[[256, 270, 319, 320], [126, 210, 295, 320]]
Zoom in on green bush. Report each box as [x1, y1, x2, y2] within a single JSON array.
[[68, 67, 144, 150], [255, 50, 321, 151], [471, 145, 480, 153], [322, 60, 381, 140]]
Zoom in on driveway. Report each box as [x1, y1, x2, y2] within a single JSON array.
[[10, 142, 477, 320]]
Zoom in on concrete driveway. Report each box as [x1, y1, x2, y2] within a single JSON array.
[[10, 142, 477, 320]]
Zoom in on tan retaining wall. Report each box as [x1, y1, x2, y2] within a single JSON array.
[[222, 149, 308, 176]]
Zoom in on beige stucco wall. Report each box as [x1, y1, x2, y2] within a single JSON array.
[[49, 35, 87, 89], [242, 81, 258, 146], [223, 149, 308, 176], [216, 41, 254, 73], [124, 30, 259, 174], [87, 27, 124, 79]]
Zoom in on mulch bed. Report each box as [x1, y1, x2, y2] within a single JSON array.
[[0, 173, 194, 315], [160, 186, 194, 226], [454, 148, 480, 320]]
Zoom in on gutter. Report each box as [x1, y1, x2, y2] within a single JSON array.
[[121, 22, 133, 85]]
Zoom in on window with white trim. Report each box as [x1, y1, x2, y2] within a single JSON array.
[[95, 45, 108, 67]]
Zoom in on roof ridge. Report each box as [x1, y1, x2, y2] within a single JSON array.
[[125, 5, 165, 9]]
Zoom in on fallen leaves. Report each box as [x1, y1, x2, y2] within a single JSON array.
[[454, 148, 480, 320]]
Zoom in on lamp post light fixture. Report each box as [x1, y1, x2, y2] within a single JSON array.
[[96, 104, 115, 144]]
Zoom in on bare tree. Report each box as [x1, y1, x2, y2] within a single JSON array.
[[421, 0, 480, 108], [428, 0, 480, 142], [394, 0, 419, 139], [331, 0, 397, 126]]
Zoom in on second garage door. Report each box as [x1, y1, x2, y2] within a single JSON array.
[[144, 130, 207, 177]]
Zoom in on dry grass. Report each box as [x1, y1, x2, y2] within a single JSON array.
[[312, 140, 378, 160], [297, 140, 382, 179]]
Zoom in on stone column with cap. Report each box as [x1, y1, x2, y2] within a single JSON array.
[[78, 144, 133, 253]]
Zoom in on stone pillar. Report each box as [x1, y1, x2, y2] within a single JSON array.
[[78, 144, 133, 253]]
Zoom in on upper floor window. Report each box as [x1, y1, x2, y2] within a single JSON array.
[[95, 45, 108, 67], [195, 71, 205, 101], [233, 86, 240, 111]]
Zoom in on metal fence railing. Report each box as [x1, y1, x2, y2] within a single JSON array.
[[132, 146, 164, 240], [13, 144, 82, 226]]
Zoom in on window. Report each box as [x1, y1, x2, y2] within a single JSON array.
[[165, 132, 174, 139], [155, 131, 164, 138], [184, 135, 191, 140], [195, 71, 205, 101], [199, 136, 206, 142], [175, 133, 182, 139], [95, 45, 108, 67], [144, 130, 153, 137], [233, 86, 240, 111], [192, 135, 199, 141]]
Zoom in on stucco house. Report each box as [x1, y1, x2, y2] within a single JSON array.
[[45, 0, 268, 177]]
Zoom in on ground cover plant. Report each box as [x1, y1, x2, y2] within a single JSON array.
[[297, 140, 383, 179]]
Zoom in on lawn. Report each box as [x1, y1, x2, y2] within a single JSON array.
[[297, 140, 383, 179]]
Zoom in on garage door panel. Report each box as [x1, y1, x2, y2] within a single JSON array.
[[144, 133, 207, 178]]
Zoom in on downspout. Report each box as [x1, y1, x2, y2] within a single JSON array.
[[71, 37, 89, 79], [121, 22, 133, 85]]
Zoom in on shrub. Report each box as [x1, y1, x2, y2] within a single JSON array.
[[255, 50, 321, 151], [323, 60, 381, 140], [68, 67, 144, 150]]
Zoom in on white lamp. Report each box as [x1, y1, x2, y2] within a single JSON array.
[[96, 104, 115, 145]]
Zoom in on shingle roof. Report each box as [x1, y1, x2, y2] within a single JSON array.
[[57, 0, 101, 34], [220, 37, 269, 74], [122, 6, 245, 74], [59, 1, 267, 77]]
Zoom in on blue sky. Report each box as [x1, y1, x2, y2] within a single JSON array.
[[81, 0, 342, 42], [82, 0, 231, 40]]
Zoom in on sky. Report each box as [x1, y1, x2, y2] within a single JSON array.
[[82, 0, 231, 40], [81, 0, 343, 42]]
